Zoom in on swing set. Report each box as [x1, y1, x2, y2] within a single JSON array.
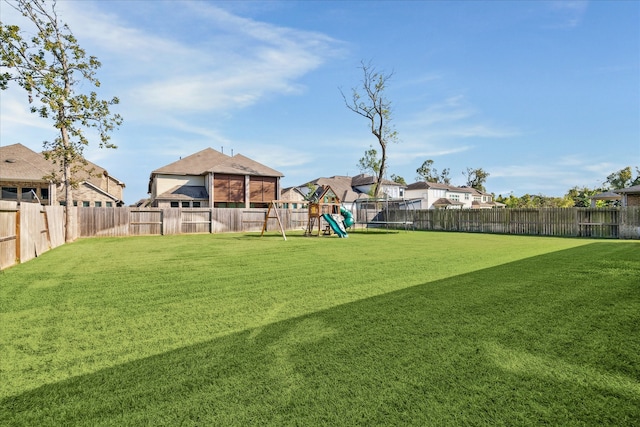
[[260, 186, 353, 240]]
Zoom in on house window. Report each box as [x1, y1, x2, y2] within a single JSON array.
[[41, 188, 49, 199], [106, 201, 113, 207], [465, 194, 469, 200], [2, 187, 18, 199], [214, 174, 245, 205], [73, 201, 78, 206], [250, 177, 277, 204], [193, 202, 201, 208], [21, 187, 36, 200], [82, 201, 90, 207], [450, 194, 460, 201], [95, 201, 102, 207], [182, 201, 190, 208], [170, 202, 179, 208]]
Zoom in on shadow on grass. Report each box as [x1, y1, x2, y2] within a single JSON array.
[[2, 243, 639, 426]]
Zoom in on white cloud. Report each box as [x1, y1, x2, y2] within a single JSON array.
[[548, 0, 589, 29], [32, 1, 344, 119], [388, 95, 519, 171]]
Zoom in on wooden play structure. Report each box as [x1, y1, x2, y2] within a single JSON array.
[[260, 186, 353, 240]]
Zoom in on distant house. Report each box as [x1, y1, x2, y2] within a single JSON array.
[[405, 181, 503, 209], [295, 174, 404, 211], [614, 185, 640, 207], [147, 147, 283, 208], [470, 188, 504, 209], [350, 174, 405, 199], [0, 143, 125, 207], [280, 186, 306, 209]]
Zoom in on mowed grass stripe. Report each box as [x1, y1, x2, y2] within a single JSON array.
[[1, 232, 638, 425]]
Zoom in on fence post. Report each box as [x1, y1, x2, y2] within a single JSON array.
[[15, 209, 21, 264]]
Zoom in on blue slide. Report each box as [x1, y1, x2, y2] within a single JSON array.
[[322, 214, 348, 238]]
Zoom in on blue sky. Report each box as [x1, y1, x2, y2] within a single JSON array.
[[1, 0, 638, 204]]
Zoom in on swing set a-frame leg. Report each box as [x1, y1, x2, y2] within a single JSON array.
[[261, 201, 287, 240]]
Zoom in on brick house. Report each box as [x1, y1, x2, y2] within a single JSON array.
[[0, 143, 125, 206]]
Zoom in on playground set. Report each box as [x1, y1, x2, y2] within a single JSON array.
[[260, 186, 354, 240]]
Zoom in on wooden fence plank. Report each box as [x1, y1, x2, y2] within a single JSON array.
[[0, 201, 18, 269]]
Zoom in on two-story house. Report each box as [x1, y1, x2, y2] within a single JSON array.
[[405, 181, 502, 209], [147, 147, 283, 208]]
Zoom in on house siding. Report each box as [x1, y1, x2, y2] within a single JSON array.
[[155, 174, 205, 196]]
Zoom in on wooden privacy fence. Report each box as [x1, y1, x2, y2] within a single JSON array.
[[2, 205, 639, 270], [384, 207, 640, 239], [76, 207, 309, 238], [0, 201, 66, 270]]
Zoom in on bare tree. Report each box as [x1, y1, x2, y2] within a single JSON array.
[[341, 61, 398, 199], [1, 0, 122, 241]]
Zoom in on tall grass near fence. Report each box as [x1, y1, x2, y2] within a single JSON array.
[[1, 232, 638, 425]]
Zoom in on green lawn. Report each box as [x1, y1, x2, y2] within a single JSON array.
[[1, 231, 639, 426]]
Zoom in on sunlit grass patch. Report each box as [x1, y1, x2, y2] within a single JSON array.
[[1, 232, 638, 425]]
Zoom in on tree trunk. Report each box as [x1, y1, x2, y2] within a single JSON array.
[[61, 125, 74, 243]]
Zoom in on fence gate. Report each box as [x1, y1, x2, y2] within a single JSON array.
[[130, 210, 162, 235]]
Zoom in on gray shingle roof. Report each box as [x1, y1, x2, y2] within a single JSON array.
[[1, 143, 123, 187], [351, 173, 402, 187], [0, 143, 56, 181], [433, 197, 464, 206], [152, 148, 283, 177], [590, 191, 622, 200], [152, 148, 230, 175], [209, 153, 283, 177], [614, 185, 640, 194]]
